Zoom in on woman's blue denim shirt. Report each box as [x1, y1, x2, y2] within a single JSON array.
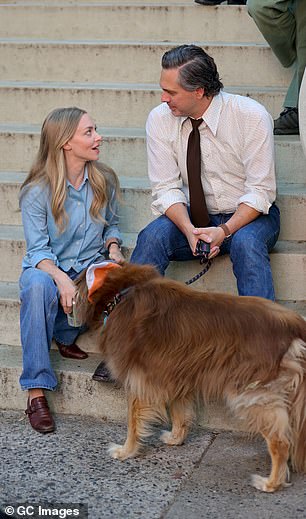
[[20, 170, 122, 273]]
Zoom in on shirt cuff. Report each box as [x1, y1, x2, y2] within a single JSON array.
[[151, 192, 188, 216], [103, 229, 122, 247], [238, 194, 273, 215], [25, 251, 58, 269]]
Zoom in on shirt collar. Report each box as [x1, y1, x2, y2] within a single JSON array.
[[181, 92, 223, 137], [66, 164, 89, 190]]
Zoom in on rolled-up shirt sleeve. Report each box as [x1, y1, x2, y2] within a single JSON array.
[[239, 109, 276, 214], [20, 185, 58, 268], [146, 108, 187, 216]]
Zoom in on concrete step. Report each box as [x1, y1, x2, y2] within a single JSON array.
[[0, 3, 263, 43], [0, 81, 286, 125], [1, 241, 305, 346], [0, 225, 135, 283], [0, 342, 242, 431], [0, 343, 127, 420], [0, 174, 154, 232], [1, 125, 305, 183], [1, 174, 305, 240], [0, 0, 228, 4], [0, 40, 293, 87], [167, 240, 306, 301]]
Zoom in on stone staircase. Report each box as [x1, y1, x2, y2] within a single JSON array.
[[0, 0, 305, 426]]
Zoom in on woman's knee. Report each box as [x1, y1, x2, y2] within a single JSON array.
[[20, 268, 57, 303]]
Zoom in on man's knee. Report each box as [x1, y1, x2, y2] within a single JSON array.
[[230, 227, 265, 261]]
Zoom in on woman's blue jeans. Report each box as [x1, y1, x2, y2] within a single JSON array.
[[19, 267, 85, 391], [131, 204, 280, 300]]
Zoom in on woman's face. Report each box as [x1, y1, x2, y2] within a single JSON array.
[[64, 113, 102, 162]]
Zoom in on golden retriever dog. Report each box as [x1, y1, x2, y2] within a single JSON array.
[[77, 262, 306, 493]]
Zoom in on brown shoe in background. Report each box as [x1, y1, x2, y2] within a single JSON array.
[[55, 340, 88, 360], [25, 396, 55, 433]]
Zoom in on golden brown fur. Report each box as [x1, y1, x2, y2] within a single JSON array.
[[77, 263, 306, 492]]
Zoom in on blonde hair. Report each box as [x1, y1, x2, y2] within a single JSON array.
[[19, 107, 119, 231]]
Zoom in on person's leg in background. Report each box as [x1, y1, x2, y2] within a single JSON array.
[[293, 0, 306, 109], [247, 0, 306, 134]]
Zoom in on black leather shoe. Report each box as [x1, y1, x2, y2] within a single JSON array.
[[195, 0, 223, 4], [92, 361, 114, 382], [195, 0, 246, 4], [55, 340, 88, 360], [274, 107, 299, 135]]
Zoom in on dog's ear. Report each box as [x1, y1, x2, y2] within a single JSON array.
[[74, 263, 160, 328], [89, 263, 160, 306]]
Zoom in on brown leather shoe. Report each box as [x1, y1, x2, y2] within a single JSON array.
[[25, 396, 55, 433], [55, 340, 88, 359], [92, 361, 114, 382]]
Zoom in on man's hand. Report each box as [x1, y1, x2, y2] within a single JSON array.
[[192, 227, 224, 259]]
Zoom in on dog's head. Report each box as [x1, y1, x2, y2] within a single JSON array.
[[75, 262, 160, 328]]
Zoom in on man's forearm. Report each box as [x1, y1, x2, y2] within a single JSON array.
[[165, 203, 194, 236], [223, 203, 261, 235]]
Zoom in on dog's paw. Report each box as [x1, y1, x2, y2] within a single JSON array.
[[251, 474, 291, 493], [160, 430, 184, 446], [108, 442, 138, 460], [108, 443, 128, 460], [251, 475, 274, 492]]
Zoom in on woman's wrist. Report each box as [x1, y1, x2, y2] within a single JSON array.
[[107, 241, 121, 252]]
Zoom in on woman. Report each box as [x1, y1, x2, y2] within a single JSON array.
[[19, 107, 125, 433]]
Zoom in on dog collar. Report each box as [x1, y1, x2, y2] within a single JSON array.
[[101, 287, 131, 331]]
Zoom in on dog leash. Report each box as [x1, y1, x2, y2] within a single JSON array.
[[185, 258, 212, 286], [185, 238, 213, 285]]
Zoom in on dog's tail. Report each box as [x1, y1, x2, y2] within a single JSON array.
[[289, 339, 306, 472]]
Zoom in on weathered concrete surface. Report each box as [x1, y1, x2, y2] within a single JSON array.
[[0, 412, 306, 519]]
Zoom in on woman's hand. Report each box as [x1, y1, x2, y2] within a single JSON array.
[[108, 242, 125, 265], [53, 271, 77, 314], [36, 259, 77, 314]]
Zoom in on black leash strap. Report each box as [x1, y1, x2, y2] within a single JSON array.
[[185, 258, 212, 286]]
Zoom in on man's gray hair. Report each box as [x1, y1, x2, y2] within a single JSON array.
[[161, 44, 223, 97]]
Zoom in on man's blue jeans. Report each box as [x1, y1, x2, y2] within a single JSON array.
[[131, 204, 280, 300], [19, 267, 85, 391]]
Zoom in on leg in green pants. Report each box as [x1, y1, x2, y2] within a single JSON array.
[[247, 0, 306, 133]]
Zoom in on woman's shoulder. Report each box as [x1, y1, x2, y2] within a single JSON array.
[[20, 180, 49, 205]]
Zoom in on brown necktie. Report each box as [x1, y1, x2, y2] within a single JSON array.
[[186, 118, 209, 227]]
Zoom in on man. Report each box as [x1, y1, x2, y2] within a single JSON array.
[[131, 45, 280, 300], [247, 0, 306, 135]]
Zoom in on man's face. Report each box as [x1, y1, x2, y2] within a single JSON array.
[[160, 67, 204, 118]]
